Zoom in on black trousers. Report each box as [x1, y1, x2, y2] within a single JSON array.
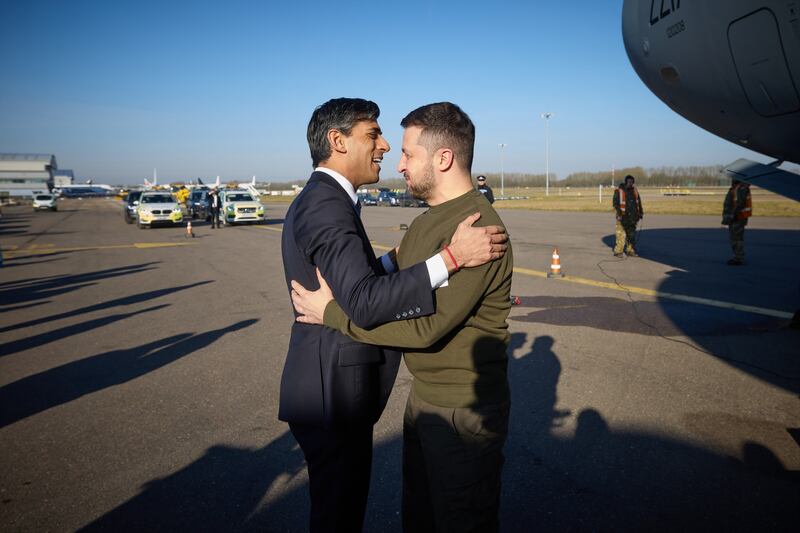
[[402, 391, 509, 533], [210, 209, 220, 227], [290, 422, 374, 533]]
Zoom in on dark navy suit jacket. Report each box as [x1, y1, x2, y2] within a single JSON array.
[[279, 172, 434, 428]]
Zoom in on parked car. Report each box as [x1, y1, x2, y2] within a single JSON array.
[[32, 193, 58, 211], [188, 188, 210, 220], [220, 190, 265, 225], [397, 191, 427, 208], [136, 191, 183, 228], [377, 190, 399, 206], [123, 190, 142, 224], [357, 192, 378, 206]]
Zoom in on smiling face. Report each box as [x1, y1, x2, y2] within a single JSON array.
[[398, 125, 436, 201], [341, 119, 390, 188]]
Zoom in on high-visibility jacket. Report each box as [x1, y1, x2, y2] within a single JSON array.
[[735, 183, 752, 220], [724, 183, 752, 220], [614, 185, 642, 218]]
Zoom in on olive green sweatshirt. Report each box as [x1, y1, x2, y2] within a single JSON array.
[[324, 189, 513, 408]]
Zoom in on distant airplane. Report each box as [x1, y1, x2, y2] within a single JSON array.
[[208, 175, 263, 197], [622, 0, 800, 200], [143, 168, 158, 190]]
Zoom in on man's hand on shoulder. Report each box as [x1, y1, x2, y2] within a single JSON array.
[[291, 268, 333, 325], [444, 212, 508, 272]]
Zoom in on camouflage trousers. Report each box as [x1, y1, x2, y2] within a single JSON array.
[[614, 219, 638, 254], [728, 220, 746, 261]]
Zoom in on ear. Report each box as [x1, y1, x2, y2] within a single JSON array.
[[435, 148, 455, 172], [327, 129, 347, 155]]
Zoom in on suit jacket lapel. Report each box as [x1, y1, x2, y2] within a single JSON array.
[[309, 171, 375, 260]]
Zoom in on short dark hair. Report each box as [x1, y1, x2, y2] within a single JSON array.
[[400, 102, 475, 172], [307, 98, 380, 168], [624, 174, 635, 183]]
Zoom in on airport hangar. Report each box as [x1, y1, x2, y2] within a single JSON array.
[[0, 153, 60, 199]]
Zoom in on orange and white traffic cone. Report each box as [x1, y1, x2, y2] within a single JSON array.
[[186, 221, 194, 238], [547, 247, 563, 278]]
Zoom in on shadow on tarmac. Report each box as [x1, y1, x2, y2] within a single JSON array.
[[0, 304, 169, 358], [0, 262, 160, 306], [0, 226, 32, 236], [500, 333, 798, 531], [601, 227, 800, 302], [0, 319, 259, 429], [0, 255, 66, 268], [0, 280, 215, 334], [0, 301, 49, 314], [80, 333, 798, 531], [509, 295, 776, 337], [77, 429, 308, 533], [1, 250, 76, 263], [595, 228, 800, 393]]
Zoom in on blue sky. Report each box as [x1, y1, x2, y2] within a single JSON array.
[[0, 0, 773, 184]]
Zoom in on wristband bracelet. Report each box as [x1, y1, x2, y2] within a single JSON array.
[[444, 245, 459, 270]]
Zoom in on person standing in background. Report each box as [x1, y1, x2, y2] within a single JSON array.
[[613, 174, 643, 257], [476, 174, 495, 203], [722, 179, 752, 265], [208, 188, 221, 229]]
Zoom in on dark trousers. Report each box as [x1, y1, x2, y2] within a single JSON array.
[[210, 209, 220, 227], [728, 220, 746, 261], [402, 390, 509, 533], [290, 422, 374, 533]]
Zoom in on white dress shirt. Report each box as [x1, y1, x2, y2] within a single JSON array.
[[316, 167, 448, 289]]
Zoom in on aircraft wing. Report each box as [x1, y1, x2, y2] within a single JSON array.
[[723, 159, 800, 202]]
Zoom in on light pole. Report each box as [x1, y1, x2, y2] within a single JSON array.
[[498, 143, 507, 198], [541, 112, 554, 196]]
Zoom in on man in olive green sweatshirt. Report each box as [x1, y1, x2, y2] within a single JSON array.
[[291, 102, 513, 532]]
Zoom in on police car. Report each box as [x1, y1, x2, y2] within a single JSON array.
[[136, 192, 184, 229], [219, 190, 265, 225]]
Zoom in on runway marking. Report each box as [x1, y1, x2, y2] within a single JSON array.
[[513, 266, 793, 319], [254, 226, 283, 233], [133, 242, 194, 249], [3, 242, 195, 257], [120, 224, 800, 319]]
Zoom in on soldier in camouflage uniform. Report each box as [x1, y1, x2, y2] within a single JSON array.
[[722, 179, 752, 265], [613, 175, 644, 257]]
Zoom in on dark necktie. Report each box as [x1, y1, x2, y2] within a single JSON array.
[[354, 200, 362, 217]]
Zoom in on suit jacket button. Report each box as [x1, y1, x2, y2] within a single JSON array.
[[402, 312, 408, 317], [415, 307, 421, 313], [396, 314, 401, 319], [408, 309, 414, 316]]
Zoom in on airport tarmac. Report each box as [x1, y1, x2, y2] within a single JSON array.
[[1, 198, 798, 531]]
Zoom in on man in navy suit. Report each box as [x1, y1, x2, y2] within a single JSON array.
[[280, 98, 507, 532]]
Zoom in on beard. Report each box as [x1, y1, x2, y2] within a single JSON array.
[[407, 161, 435, 200]]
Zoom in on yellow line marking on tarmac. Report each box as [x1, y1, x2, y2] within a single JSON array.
[[3, 242, 195, 257], [250, 224, 791, 319], [133, 242, 194, 249], [513, 266, 793, 319], [254, 226, 283, 233]]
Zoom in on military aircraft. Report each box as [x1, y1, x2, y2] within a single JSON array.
[[622, 0, 800, 200]]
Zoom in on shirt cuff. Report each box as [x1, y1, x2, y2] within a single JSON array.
[[380, 253, 397, 274], [426, 253, 449, 289]]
